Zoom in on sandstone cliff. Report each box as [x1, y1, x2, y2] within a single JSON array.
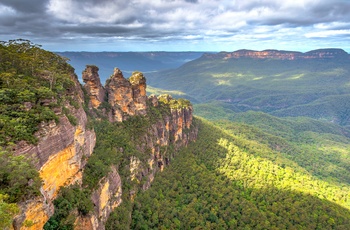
[[1, 42, 196, 229], [9, 59, 196, 229], [82, 65, 106, 109], [80, 67, 197, 229], [105, 68, 147, 122], [75, 166, 122, 230], [13, 71, 96, 230], [203, 48, 349, 60]]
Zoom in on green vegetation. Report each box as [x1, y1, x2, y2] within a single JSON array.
[[129, 71, 145, 85], [195, 103, 350, 185], [44, 184, 93, 230], [0, 194, 19, 229], [0, 150, 41, 229], [0, 39, 78, 145], [158, 94, 192, 109], [3, 41, 350, 229], [147, 54, 350, 126], [46, 93, 189, 228], [0, 150, 42, 203], [147, 86, 186, 97], [131, 118, 350, 229], [45, 115, 153, 229]]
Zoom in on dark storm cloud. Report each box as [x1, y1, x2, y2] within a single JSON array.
[[1, 0, 350, 50], [0, 0, 47, 13]]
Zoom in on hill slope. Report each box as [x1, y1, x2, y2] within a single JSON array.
[[3, 41, 350, 229], [147, 49, 350, 126], [130, 118, 350, 229], [57, 51, 204, 83], [0, 40, 197, 229]]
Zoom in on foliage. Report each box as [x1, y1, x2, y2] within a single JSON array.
[[44, 184, 93, 230], [0, 39, 78, 145], [158, 94, 192, 109], [105, 195, 133, 229], [130, 118, 350, 229], [195, 103, 350, 185], [0, 150, 42, 203], [147, 54, 350, 126], [129, 71, 145, 85], [82, 117, 148, 190], [0, 193, 19, 229]]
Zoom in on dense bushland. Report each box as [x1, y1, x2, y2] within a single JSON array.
[[131, 118, 350, 229]]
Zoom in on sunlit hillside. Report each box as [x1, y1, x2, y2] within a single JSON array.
[[128, 118, 350, 229], [147, 50, 350, 126]]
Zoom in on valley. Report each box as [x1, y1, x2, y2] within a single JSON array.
[[1, 41, 350, 229], [57, 51, 204, 83], [147, 49, 350, 127]]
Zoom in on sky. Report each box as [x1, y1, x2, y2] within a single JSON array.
[[1, 0, 350, 52]]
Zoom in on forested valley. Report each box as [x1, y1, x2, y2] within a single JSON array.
[[130, 118, 350, 229], [1, 40, 350, 229]]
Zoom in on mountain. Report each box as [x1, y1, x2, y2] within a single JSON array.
[[0, 40, 197, 229], [130, 118, 350, 229], [56, 51, 204, 83], [2, 40, 350, 229], [147, 48, 350, 127]]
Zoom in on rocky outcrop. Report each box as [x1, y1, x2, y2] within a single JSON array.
[[129, 95, 197, 191], [203, 48, 349, 60], [105, 68, 147, 121], [81, 68, 197, 224], [82, 65, 106, 109], [76, 166, 122, 230], [12, 196, 52, 230], [12, 65, 196, 229], [13, 72, 96, 230]]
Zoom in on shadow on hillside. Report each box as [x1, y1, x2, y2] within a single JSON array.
[[131, 123, 350, 228], [187, 119, 350, 222]]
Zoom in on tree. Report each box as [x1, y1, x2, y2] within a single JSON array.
[[0, 194, 19, 229]]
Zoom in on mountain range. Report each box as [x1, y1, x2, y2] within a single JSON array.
[[1, 40, 350, 229], [146, 48, 350, 127], [56, 51, 204, 82]]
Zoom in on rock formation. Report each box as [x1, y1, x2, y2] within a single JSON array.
[[80, 67, 197, 229], [82, 65, 106, 109], [105, 68, 147, 121], [203, 48, 349, 60], [76, 166, 122, 230], [11, 64, 196, 229], [130, 95, 197, 191], [13, 72, 96, 230]]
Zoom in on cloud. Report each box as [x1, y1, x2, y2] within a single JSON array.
[[1, 0, 350, 51], [0, 0, 47, 13], [305, 30, 350, 38]]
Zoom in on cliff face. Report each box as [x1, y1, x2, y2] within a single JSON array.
[[105, 68, 147, 121], [11, 63, 196, 229], [203, 48, 349, 60], [13, 72, 96, 229], [82, 65, 106, 109], [80, 67, 197, 229], [130, 96, 197, 191], [75, 166, 122, 230]]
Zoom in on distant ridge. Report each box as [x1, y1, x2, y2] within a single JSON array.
[[56, 51, 204, 82], [202, 48, 349, 60]]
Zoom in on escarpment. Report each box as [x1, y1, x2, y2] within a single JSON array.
[[12, 71, 96, 229], [7, 54, 196, 229], [203, 48, 350, 60], [79, 66, 198, 229], [75, 166, 122, 230]]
